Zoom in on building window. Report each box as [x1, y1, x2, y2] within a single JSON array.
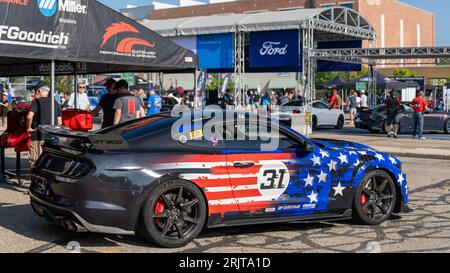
[[320, 4, 335, 8], [338, 1, 354, 9]]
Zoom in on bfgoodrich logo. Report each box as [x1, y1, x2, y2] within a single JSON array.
[[37, 0, 87, 17]]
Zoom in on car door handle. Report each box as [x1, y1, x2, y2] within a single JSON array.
[[233, 162, 255, 168]]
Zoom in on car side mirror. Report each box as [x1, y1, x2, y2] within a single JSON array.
[[305, 142, 315, 153]]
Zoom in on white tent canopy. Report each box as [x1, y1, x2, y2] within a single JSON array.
[[142, 7, 376, 40]]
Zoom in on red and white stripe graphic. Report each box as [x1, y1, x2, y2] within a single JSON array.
[[156, 153, 296, 214]]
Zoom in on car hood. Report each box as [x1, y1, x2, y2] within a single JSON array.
[[311, 138, 376, 153]]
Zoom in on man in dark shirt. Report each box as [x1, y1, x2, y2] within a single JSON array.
[[385, 90, 402, 138], [26, 83, 62, 165], [92, 79, 118, 128], [113, 80, 141, 125]]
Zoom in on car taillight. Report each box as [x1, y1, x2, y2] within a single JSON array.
[[293, 110, 302, 114]]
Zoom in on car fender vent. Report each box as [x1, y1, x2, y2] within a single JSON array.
[[360, 154, 375, 163]]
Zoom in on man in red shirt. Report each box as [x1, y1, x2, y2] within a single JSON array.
[[330, 90, 342, 109], [410, 90, 428, 140]]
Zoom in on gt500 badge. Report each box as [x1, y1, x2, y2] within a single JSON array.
[[257, 163, 290, 199]]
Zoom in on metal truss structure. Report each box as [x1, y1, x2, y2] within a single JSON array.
[[312, 47, 450, 64], [234, 31, 246, 108], [302, 7, 376, 41]]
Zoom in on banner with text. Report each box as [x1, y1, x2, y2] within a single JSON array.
[[197, 34, 233, 69], [249, 30, 301, 71]]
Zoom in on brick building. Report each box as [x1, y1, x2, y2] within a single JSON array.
[[149, 0, 436, 49]]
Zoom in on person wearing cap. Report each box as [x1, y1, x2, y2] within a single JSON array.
[[146, 87, 162, 116], [360, 90, 368, 110], [385, 90, 402, 138], [92, 78, 118, 128], [26, 83, 62, 165], [411, 90, 428, 140], [0, 91, 9, 128], [113, 80, 142, 125], [67, 82, 90, 111]]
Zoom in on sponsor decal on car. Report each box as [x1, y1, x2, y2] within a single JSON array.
[[99, 22, 156, 59], [0, 25, 69, 49]]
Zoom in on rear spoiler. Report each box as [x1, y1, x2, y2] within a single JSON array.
[[39, 125, 129, 151]]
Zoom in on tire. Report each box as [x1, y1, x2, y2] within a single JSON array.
[[139, 180, 207, 248], [335, 115, 344, 129], [444, 119, 450, 134], [352, 170, 397, 225], [312, 116, 318, 130]]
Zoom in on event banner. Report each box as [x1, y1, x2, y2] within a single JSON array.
[[196, 34, 234, 69], [0, 0, 197, 76], [317, 40, 362, 72], [249, 30, 301, 70]]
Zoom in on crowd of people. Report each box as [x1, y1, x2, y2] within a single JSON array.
[[1, 79, 164, 165]]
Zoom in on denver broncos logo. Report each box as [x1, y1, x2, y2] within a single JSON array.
[[101, 22, 155, 53]]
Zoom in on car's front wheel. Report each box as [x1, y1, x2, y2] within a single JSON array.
[[139, 180, 207, 248], [352, 170, 397, 225], [335, 115, 344, 129], [444, 119, 450, 134]]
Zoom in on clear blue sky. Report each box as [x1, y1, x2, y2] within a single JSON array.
[[98, 0, 449, 46]]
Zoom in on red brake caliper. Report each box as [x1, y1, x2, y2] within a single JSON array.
[[154, 199, 166, 224], [360, 193, 368, 206]]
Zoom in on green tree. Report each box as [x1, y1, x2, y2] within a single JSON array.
[[43, 75, 74, 93], [207, 74, 234, 92], [393, 68, 417, 77]]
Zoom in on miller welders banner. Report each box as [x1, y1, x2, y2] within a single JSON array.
[[0, 0, 198, 76]]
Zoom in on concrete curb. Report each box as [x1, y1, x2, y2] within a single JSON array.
[[372, 146, 450, 161]]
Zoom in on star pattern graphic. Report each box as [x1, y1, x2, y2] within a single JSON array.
[[333, 183, 346, 197], [327, 160, 337, 172], [311, 155, 321, 166], [317, 171, 327, 183], [338, 153, 348, 164], [398, 173, 405, 185], [353, 159, 361, 167], [307, 191, 318, 204], [388, 156, 397, 164], [375, 153, 385, 161], [319, 149, 330, 158], [304, 174, 315, 187]]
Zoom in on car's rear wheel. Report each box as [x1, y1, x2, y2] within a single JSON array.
[[139, 180, 207, 248], [352, 170, 397, 225], [444, 119, 450, 134], [335, 115, 344, 129]]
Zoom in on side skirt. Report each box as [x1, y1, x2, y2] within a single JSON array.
[[207, 209, 353, 229]]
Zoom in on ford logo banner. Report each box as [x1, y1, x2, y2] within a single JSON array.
[[250, 30, 301, 69]]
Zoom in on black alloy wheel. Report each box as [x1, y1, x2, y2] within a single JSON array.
[[335, 115, 345, 129], [140, 180, 207, 248], [352, 170, 397, 225], [444, 119, 450, 134]]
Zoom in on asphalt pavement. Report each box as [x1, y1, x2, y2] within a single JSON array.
[[0, 156, 449, 253]]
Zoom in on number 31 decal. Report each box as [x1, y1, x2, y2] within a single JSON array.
[[257, 163, 290, 198]]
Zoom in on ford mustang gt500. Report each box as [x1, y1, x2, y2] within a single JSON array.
[[30, 111, 409, 248]]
